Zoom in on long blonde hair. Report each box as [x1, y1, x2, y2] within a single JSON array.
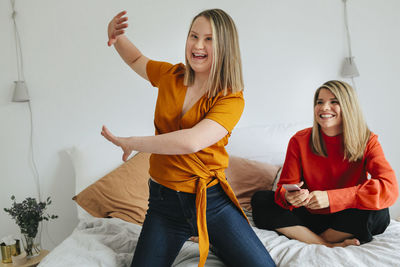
[[311, 80, 370, 162], [184, 9, 244, 97]]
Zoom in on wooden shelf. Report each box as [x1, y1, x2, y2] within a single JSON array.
[[1, 250, 49, 267]]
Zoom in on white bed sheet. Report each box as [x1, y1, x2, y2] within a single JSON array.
[[39, 216, 400, 267]]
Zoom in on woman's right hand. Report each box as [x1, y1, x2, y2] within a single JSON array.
[[284, 182, 310, 207], [101, 125, 134, 162], [107, 10, 129, 46]]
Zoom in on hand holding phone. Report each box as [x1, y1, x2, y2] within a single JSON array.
[[283, 184, 301, 192]]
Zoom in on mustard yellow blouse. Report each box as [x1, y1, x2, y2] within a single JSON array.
[[146, 60, 246, 267]]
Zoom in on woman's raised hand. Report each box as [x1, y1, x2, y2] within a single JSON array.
[[107, 10, 129, 47], [101, 125, 134, 162]]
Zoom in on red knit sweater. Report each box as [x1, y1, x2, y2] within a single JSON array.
[[275, 128, 398, 214]]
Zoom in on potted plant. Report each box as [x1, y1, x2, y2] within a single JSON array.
[[4, 196, 58, 257]]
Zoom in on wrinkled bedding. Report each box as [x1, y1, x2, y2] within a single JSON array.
[[39, 216, 400, 267]]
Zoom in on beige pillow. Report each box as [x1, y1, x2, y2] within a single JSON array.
[[226, 156, 281, 211], [73, 152, 150, 225]]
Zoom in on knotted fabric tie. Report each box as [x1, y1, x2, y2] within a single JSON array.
[[194, 169, 248, 267]]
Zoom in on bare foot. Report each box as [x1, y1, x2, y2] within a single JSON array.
[[332, 238, 360, 247], [189, 236, 199, 243]]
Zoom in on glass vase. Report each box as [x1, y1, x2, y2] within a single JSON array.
[[21, 234, 41, 257]]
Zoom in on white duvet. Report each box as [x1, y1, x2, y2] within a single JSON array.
[[39, 216, 400, 267]]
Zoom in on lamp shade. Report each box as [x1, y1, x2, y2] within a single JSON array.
[[12, 81, 30, 102], [341, 57, 360, 78]]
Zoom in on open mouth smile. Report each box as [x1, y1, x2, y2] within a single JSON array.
[[192, 53, 207, 59], [320, 114, 336, 119]]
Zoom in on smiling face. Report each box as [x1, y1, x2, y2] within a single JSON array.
[[314, 88, 343, 136], [185, 16, 214, 78]]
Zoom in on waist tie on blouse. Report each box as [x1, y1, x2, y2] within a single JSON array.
[[192, 157, 249, 267], [152, 154, 248, 267]]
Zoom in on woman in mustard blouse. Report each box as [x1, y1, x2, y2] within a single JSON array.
[[102, 9, 275, 267]]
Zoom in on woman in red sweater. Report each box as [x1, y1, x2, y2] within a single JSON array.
[[251, 80, 398, 247]]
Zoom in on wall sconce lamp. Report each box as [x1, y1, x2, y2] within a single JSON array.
[[12, 81, 30, 102], [341, 57, 359, 78]]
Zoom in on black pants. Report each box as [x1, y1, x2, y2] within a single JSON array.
[[251, 190, 390, 243]]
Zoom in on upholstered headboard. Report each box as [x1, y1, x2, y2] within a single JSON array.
[[226, 122, 310, 165]]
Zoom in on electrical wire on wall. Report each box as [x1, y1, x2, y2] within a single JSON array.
[[341, 0, 360, 88], [10, 0, 42, 202], [10, 0, 59, 248]]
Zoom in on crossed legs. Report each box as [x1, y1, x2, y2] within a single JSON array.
[[251, 190, 364, 248], [276, 225, 359, 247]]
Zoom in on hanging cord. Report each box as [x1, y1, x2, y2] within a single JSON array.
[[28, 100, 57, 247], [342, 0, 357, 89], [10, 0, 56, 248], [10, 0, 41, 201], [11, 0, 25, 82], [343, 0, 353, 59], [28, 101, 42, 202], [351, 77, 357, 89]]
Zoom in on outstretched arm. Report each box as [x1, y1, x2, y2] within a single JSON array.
[[107, 10, 149, 81], [101, 119, 228, 162]]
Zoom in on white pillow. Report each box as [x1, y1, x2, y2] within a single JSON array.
[[66, 137, 138, 219], [226, 122, 310, 165]]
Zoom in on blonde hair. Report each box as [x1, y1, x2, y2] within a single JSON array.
[[311, 80, 370, 162], [184, 9, 244, 97]]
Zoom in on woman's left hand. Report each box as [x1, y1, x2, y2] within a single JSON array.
[[306, 191, 330, 209], [101, 125, 134, 162]]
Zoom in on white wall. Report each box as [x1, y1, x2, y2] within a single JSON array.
[[1, 0, 399, 250]]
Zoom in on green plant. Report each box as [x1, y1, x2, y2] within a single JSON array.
[[4, 196, 58, 239]]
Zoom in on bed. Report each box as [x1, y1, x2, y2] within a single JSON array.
[[39, 122, 400, 267]]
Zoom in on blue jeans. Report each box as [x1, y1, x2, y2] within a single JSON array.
[[131, 179, 275, 267]]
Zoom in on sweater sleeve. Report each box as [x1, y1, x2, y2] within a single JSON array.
[[327, 134, 398, 212], [275, 136, 302, 210]]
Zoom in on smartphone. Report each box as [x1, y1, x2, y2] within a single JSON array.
[[282, 184, 301, 192]]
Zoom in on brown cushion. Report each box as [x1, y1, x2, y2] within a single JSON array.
[[73, 152, 150, 225], [226, 156, 281, 211]]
